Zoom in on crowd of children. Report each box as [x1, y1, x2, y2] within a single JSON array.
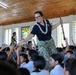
[[0, 38, 76, 75]]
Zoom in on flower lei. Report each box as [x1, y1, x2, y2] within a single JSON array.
[[36, 20, 48, 34]]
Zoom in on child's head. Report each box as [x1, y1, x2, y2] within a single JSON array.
[[28, 50, 39, 61], [0, 51, 7, 61], [20, 53, 28, 63], [33, 56, 46, 71], [56, 47, 63, 52], [18, 68, 30, 75], [13, 32, 16, 36], [64, 58, 75, 75], [66, 50, 74, 58], [27, 41, 32, 46], [7, 59, 17, 69], [49, 54, 63, 68], [0, 61, 19, 75], [70, 59, 76, 75]]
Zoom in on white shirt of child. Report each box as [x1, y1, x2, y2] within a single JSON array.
[[31, 69, 50, 75], [20, 61, 34, 73], [20, 62, 26, 68], [50, 64, 64, 75]]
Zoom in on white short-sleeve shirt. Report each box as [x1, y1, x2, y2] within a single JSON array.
[[31, 69, 50, 75], [20, 61, 34, 73], [50, 64, 64, 75]]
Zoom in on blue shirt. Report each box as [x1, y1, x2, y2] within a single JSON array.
[[31, 20, 52, 41]]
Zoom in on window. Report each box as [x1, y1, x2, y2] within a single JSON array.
[[21, 26, 30, 38], [57, 23, 69, 47], [73, 21, 76, 42], [4, 29, 12, 45], [21, 26, 38, 47]]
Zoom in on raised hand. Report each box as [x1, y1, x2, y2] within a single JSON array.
[[18, 39, 25, 46]]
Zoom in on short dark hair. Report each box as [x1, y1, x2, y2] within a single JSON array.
[[0, 61, 19, 75], [65, 58, 75, 71], [69, 45, 74, 50], [66, 50, 73, 54], [33, 56, 46, 70], [7, 59, 17, 69], [70, 59, 76, 75], [34, 11, 43, 16], [20, 52, 28, 63], [13, 32, 16, 35], [0, 51, 7, 61], [28, 41, 32, 44], [18, 68, 30, 75], [2, 47, 10, 52], [29, 50, 39, 61], [56, 47, 63, 52], [51, 54, 63, 65]]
